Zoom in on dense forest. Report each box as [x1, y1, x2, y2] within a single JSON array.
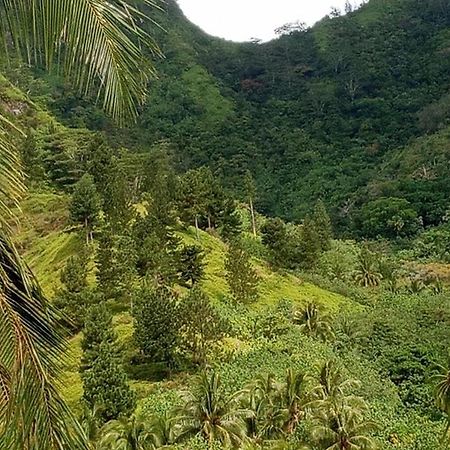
[[1, 0, 450, 449]]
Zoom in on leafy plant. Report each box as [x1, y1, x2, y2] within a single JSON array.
[[294, 302, 334, 342], [176, 370, 248, 447], [354, 247, 382, 288]]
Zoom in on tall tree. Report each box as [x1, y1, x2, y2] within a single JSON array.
[[142, 142, 179, 224], [244, 170, 257, 237], [225, 241, 260, 304], [178, 245, 205, 288], [53, 245, 92, 331], [178, 288, 229, 366], [132, 285, 179, 366], [102, 156, 135, 235], [20, 130, 45, 187], [69, 173, 101, 243], [178, 167, 212, 238], [82, 342, 136, 423], [312, 199, 333, 251], [132, 212, 180, 285], [261, 218, 289, 268], [299, 215, 322, 270], [96, 229, 137, 302], [81, 305, 135, 422], [80, 303, 116, 372]]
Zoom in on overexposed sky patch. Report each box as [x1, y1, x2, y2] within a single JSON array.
[[177, 0, 364, 42]]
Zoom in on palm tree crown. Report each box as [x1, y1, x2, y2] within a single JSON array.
[[176, 370, 248, 448]]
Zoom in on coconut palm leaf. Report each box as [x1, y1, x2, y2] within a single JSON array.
[[1, 0, 162, 123], [0, 233, 88, 449], [0, 116, 25, 229]]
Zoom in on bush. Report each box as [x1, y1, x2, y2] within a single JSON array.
[[359, 197, 421, 239], [411, 226, 450, 262]]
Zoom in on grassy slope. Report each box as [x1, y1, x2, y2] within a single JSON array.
[[15, 192, 354, 411]]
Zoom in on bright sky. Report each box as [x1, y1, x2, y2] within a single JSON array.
[[177, 0, 363, 42]]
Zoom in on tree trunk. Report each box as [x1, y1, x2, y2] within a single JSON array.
[[194, 215, 199, 240], [249, 197, 257, 237], [207, 214, 211, 230], [85, 218, 89, 244]]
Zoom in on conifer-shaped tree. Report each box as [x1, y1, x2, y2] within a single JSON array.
[[81, 303, 116, 371], [81, 304, 135, 422], [69, 173, 101, 243], [312, 199, 333, 251], [132, 285, 179, 366], [102, 157, 135, 235], [261, 218, 289, 267], [96, 228, 137, 302], [178, 288, 229, 366], [143, 143, 179, 224], [132, 211, 180, 285], [218, 197, 242, 242], [244, 170, 257, 237], [299, 215, 322, 270], [178, 245, 205, 287], [225, 241, 260, 304], [20, 130, 45, 186], [85, 136, 115, 196], [54, 245, 92, 331], [178, 167, 211, 238]]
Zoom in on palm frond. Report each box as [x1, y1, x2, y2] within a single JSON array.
[[0, 116, 25, 230], [0, 233, 88, 448], [1, 0, 163, 123]]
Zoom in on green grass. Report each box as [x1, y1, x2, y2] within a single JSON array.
[[182, 65, 234, 126], [181, 227, 351, 311]]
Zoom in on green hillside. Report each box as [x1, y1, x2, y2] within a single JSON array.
[[13, 187, 450, 449], [2, 1, 450, 448]]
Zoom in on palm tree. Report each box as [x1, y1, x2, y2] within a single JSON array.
[[294, 302, 335, 342], [281, 369, 310, 435], [433, 360, 450, 440], [147, 411, 178, 448], [354, 247, 382, 288], [98, 415, 154, 450], [334, 314, 367, 350], [0, 1, 160, 448], [311, 402, 378, 450], [175, 370, 248, 448], [81, 405, 103, 446], [312, 360, 361, 405], [239, 373, 285, 441]]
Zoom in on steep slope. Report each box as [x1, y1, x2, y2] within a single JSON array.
[[16, 192, 351, 311]]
